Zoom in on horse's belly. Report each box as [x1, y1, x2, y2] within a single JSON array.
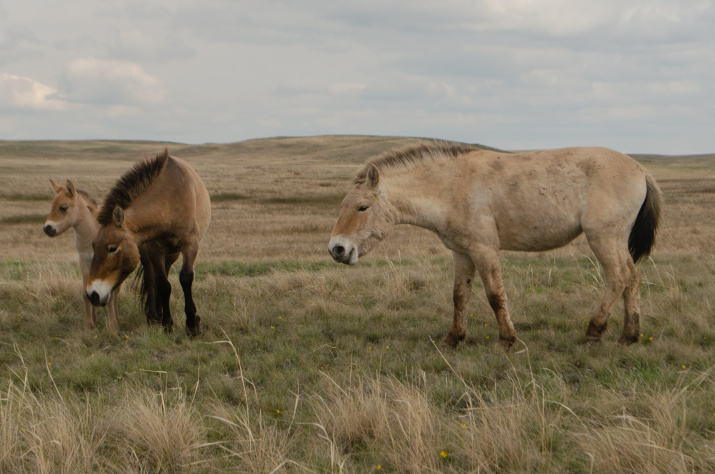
[[497, 214, 583, 252]]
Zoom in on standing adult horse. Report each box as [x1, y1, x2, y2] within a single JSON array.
[[85, 149, 211, 336], [44, 180, 120, 334], [328, 144, 662, 350]]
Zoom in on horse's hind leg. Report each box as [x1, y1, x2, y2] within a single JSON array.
[[441, 251, 477, 349], [180, 241, 204, 337], [618, 258, 641, 344], [139, 247, 163, 326], [584, 235, 629, 343], [150, 252, 173, 332]]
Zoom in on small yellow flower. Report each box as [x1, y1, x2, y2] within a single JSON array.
[[94, 334, 98, 339], [271, 326, 275, 330], [276, 410, 280, 415], [376, 466, 381, 471], [681, 365, 686, 369], [649, 336, 653, 341], [485, 336, 489, 339], [47, 362, 51, 366], [461, 423, 467, 429], [386, 345, 390, 349], [440, 450, 448, 458]]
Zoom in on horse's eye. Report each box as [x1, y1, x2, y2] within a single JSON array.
[[107, 245, 119, 254], [59, 205, 68, 213], [358, 205, 369, 212]]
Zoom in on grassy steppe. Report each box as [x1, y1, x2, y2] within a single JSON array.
[[0, 137, 713, 472]]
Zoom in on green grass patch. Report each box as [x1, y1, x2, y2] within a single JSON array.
[[210, 192, 249, 202], [0, 214, 47, 225], [260, 193, 345, 206]]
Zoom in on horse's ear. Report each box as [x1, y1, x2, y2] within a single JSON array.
[[112, 206, 125, 227], [50, 179, 63, 194], [65, 180, 76, 198], [366, 165, 380, 188]]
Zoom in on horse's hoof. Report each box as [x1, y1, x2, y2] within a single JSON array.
[[439, 333, 463, 349], [498, 336, 516, 351], [163, 324, 174, 334], [618, 334, 639, 345], [185, 316, 205, 338]]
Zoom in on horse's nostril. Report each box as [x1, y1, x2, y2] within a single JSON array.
[[89, 291, 100, 306], [43, 225, 54, 236], [333, 245, 345, 256]]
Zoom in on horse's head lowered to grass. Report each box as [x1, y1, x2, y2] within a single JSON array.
[[328, 165, 395, 265], [86, 206, 140, 307]]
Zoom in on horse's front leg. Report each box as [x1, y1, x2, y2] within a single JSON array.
[[83, 289, 97, 329], [473, 247, 516, 350], [82, 273, 97, 329], [440, 251, 476, 349], [180, 242, 204, 337], [106, 284, 120, 335]]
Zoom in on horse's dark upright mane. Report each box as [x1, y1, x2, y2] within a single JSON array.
[[97, 149, 169, 225], [354, 142, 478, 184]]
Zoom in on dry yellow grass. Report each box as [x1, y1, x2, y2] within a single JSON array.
[[0, 137, 713, 472]]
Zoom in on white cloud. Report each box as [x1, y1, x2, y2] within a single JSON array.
[[0, 1, 713, 152], [59, 58, 164, 105], [0, 73, 65, 110]]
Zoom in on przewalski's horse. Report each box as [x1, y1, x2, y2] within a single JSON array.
[[329, 144, 662, 350], [44, 180, 120, 334], [85, 149, 211, 337]]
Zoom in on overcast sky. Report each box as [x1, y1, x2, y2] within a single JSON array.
[[1, 1, 713, 153]]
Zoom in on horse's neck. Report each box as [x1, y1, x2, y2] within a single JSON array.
[[73, 197, 100, 253], [383, 172, 451, 233]]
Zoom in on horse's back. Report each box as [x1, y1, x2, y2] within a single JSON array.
[[462, 147, 648, 251], [173, 156, 211, 238], [136, 156, 211, 240]]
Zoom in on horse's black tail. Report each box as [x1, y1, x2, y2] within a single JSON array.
[[628, 173, 662, 263]]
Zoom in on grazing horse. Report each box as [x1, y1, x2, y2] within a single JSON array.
[[44, 180, 120, 334], [328, 144, 662, 350], [85, 149, 211, 337]]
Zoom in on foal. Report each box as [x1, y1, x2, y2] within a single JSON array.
[[44, 180, 120, 334]]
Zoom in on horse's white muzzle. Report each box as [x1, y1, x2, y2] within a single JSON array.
[[86, 279, 112, 307], [328, 236, 359, 265]]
